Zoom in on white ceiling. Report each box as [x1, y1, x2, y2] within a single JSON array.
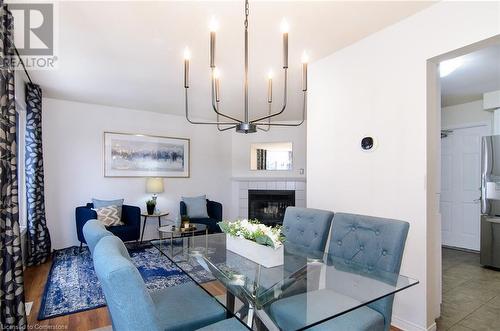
[[31, 1, 434, 121], [441, 44, 500, 107]]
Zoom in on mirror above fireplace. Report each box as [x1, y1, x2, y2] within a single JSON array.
[[250, 142, 293, 171]]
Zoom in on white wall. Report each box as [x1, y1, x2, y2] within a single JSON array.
[[442, 100, 493, 129], [43, 98, 233, 249], [308, 2, 500, 331], [231, 123, 306, 179]]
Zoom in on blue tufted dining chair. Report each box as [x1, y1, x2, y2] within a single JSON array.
[[269, 212, 409, 331], [82, 219, 113, 256], [282, 207, 335, 251], [93, 235, 248, 331]]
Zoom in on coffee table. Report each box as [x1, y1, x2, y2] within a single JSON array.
[[157, 223, 208, 256]]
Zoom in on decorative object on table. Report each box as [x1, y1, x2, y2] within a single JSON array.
[[145, 177, 164, 213], [182, 0, 308, 134], [76, 202, 141, 251], [140, 211, 170, 243], [180, 198, 223, 234], [104, 132, 190, 177], [218, 219, 284, 268], [146, 199, 156, 215], [37, 242, 213, 320], [95, 205, 124, 227], [181, 214, 190, 228]]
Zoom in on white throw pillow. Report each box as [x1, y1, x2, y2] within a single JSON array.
[[95, 205, 124, 227]]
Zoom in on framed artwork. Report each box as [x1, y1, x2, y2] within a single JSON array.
[[104, 132, 190, 177]]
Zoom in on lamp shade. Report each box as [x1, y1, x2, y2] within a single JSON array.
[[146, 178, 164, 194]]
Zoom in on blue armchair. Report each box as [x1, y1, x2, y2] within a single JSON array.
[[180, 199, 223, 234], [76, 203, 141, 251]]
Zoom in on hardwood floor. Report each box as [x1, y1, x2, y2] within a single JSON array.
[[24, 258, 400, 330], [24, 257, 111, 330]]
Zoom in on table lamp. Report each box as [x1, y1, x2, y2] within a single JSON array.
[[146, 177, 164, 213]]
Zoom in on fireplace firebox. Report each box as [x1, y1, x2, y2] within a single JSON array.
[[248, 190, 295, 226]]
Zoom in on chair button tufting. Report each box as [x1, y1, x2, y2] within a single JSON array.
[[375, 230, 380, 236], [368, 265, 374, 271], [360, 245, 364, 251], [382, 250, 387, 256], [337, 240, 342, 246]]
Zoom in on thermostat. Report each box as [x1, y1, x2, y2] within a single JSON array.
[[361, 136, 376, 151]]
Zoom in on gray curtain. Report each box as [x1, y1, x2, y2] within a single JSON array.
[[25, 82, 51, 266], [0, 4, 27, 329]]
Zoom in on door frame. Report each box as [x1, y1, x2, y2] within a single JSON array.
[[427, 35, 500, 324]]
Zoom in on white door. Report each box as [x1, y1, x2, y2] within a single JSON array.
[[441, 125, 490, 251]]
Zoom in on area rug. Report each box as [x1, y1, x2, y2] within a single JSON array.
[[38, 242, 214, 320]]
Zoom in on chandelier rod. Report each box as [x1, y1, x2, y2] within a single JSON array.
[[244, 0, 249, 123]]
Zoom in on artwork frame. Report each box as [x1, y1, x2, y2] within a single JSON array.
[[103, 132, 190, 178]]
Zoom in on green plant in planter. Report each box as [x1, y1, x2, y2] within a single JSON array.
[[146, 199, 156, 215]]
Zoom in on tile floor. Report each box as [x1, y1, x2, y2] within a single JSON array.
[[437, 247, 500, 330]]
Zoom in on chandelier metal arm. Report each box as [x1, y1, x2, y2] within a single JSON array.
[[250, 69, 288, 123], [210, 69, 243, 124], [257, 103, 272, 132], [253, 91, 306, 127], [184, 89, 240, 126], [216, 113, 238, 131]]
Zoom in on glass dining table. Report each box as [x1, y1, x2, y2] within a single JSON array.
[[151, 233, 418, 331]]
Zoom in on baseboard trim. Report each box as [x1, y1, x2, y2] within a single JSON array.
[[392, 316, 436, 331]]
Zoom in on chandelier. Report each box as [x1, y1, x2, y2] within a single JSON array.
[[183, 0, 308, 134]]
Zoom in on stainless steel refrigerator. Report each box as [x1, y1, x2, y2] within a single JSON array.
[[480, 135, 500, 268]]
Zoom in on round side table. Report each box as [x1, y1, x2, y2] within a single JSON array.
[[140, 211, 169, 243]]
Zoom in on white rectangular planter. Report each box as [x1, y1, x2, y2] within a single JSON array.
[[226, 235, 284, 268]]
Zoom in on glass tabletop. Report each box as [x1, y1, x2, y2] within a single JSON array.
[[158, 223, 207, 235], [151, 233, 418, 331]]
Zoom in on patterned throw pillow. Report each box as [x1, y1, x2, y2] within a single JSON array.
[[95, 205, 123, 227]]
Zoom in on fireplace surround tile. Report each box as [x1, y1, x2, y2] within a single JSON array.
[[231, 178, 306, 220]]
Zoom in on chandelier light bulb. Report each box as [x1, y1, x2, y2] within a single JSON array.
[[280, 19, 289, 33], [301, 51, 309, 64], [183, 47, 191, 60], [209, 17, 219, 32], [267, 70, 273, 80], [213, 68, 221, 79]]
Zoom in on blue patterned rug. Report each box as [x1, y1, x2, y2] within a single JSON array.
[[38, 242, 214, 320]]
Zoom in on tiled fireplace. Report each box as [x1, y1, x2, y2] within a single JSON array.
[[248, 190, 295, 225], [231, 178, 306, 221]]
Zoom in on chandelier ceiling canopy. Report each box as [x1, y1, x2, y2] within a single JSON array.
[[183, 0, 308, 133]]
